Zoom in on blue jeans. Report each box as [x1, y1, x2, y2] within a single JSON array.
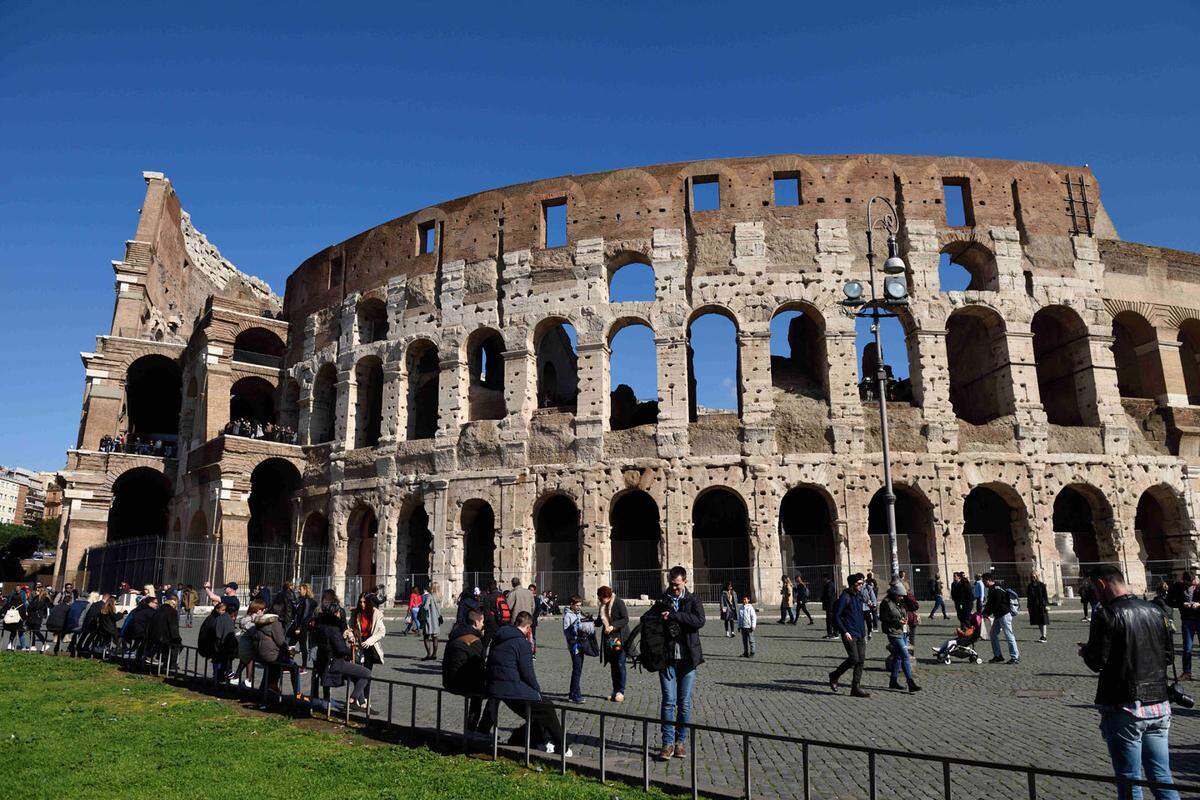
[[608, 650, 627, 696], [659, 663, 697, 746], [990, 613, 1019, 660], [887, 634, 915, 684], [1100, 711, 1179, 800], [569, 650, 584, 702], [1180, 619, 1200, 674], [930, 596, 947, 618]]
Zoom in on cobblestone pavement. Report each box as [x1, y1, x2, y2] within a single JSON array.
[[180, 608, 1200, 799]]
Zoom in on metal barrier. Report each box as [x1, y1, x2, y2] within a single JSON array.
[[32, 642, 1198, 800]]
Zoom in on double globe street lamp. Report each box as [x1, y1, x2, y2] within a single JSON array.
[[841, 195, 910, 586]]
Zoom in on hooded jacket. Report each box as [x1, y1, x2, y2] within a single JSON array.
[[45, 599, 71, 634], [442, 621, 485, 695], [148, 603, 181, 646], [198, 611, 237, 659], [253, 613, 287, 664], [124, 602, 156, 641], [485, 625, 541, 701]]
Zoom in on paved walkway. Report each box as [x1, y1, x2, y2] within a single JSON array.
[[179, 607, 1200, 799]]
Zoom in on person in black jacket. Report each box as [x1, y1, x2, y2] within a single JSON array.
[[198, 602, 238, 685], [655, 565, 705, 761], [443, 608, 487, 731], [1026, 571, 1050, 643], [147, 595, 182, 671], [74, 595, 105, 657], [123, 595, 157, 661], [950, 572, 974, 627], [291, 584, 316, 668], [983, 573, 1019, 665], [820, 576, 838, 638], [485, 611, 569, 755], [311, 607, 372, 709], [456, 590, 483, 627], [310, 603, 348, 703], [45, 595, 72, 655], [597, 586, 629, 702], [1079, 564, 1179, 800]]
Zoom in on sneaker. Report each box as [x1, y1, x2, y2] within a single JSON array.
[[828, 672, 839, 693], [1007, 658, 1020, 665], [850, 687, 871, 698], [1038, 637, 1047, 643], [658, 746, 675, 761], [613, 692, 624, 703], [988, 656, 1005, 664], [673, 743, 687, 758]]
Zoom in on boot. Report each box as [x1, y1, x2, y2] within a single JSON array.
[[907, 681, 922, 693]]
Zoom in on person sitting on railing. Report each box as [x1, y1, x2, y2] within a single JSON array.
[[349, 594, 386, 672], [443, 607, 487, 732], [312, 604, 372, 710], [198, 601, 237, 685], [121, 594, 157, 662], [484, 610, 571, 756], [147, 594, 182, 672], [250, 604, 301, 703]]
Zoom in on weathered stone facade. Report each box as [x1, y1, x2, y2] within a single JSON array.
[[55, 157, 1200, 603]]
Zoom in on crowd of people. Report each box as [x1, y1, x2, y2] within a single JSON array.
[[97, 434, 177, 458], [223, 418, 299, 444]]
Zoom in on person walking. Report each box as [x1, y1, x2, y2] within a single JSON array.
[[929, 574, 948, 620], [828, 573, 870, 697], [738, 595, 758, 658], [180, 584, 198, 628], [597, 586, 629, 702], [291, 584, 316, 668], [779, 575, 795, 625], [25, 587, 50, 652], [720, 582, 737, 637], [403, 586, 423, 635], [1027, 571, 1050, 643], [485, 611, 572, 755], [506, 577, 535, 620], [795, 576, 814, 624], [951, 572, 973, 626], [1080, 565, 1180, 800], [1168, 572, 1199, 680], [881, 585, 921, 693], [349, 594, 386, 672], [973, 574, 986, 613], [419, 582, 443, 661], [45, 593, 71, 655], [860, 576, 878, 642], [983, 573, 1020, 665], [820, 576, 838, 639], [562, 595, 592, 703]]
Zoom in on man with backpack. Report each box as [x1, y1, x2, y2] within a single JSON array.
[[638, 565, 705, 761], [481, 580, 512, 644], [983, 572, 1020, 665]]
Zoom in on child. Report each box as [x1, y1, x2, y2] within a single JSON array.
[[933, 610, 982, 660], [737, 596, 758, 658]]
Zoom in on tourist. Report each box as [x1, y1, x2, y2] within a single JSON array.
[[1027, 571, 1050, 643], [779, 575, 795, 625], [860, 575, 878, 641], [654, 565, 705, 759], [929, 574, 948, 620], [349, 593, 386, 672], [45, 593, 71, 655], [481, 580, 511, 643], [485, 610, 571, 755], [881, 585, 921, 693], [506, 577, 535, 621], [203, 581, 241, 617], [291, 584, 316, 667], [1152, 581, 1174, 632], [933, 610, 983, 661], [891, 570, 909, 599], [456, 587, 482, 627], [233, 598, 266, 688], [77, 593, 105, 657], [973, 573, 986, 614], [529, 584, 544, 644], [1082, 578, 1100, 621], [404, 585, 422, 635], [720, 581, 737, 637], [820, 576, 838, 639], [597, 585, 629, 702], [252, 604, 301, 701], [737, 595, 757, 658], [794, 575, 814, 624], [951, 572, 973, 626], [2, 589, 25, 650], [198, 601, 236, 685], [419, 582, 443, 661], [442, 607, 487, 732], [147, 595, 182, 671], [309, 601, 348, 704], [1080, 565, 1180, 800], [121, 594, 156, 662], [828, 572, 869, 697], [25, 587, 50, 652], [93, 596, 119, 656], [983, 573, 1020, 665], [1169, 572, 1200, 680], [180, 584, 198, 628], [562, 595, 592, 703]]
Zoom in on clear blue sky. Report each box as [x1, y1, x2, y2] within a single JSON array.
[[2, 1, 1198, 469]]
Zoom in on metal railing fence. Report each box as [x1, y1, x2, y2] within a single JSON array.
[[26, 643, 1197, 800]]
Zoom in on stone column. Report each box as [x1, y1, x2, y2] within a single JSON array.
[[1006, 327, 1049, 453], [739, 327, 775, 457], [425, 480, 455, 597], [110, 256, 149, 338], [501, 341, 534, 466], [826, 329, 864, 453], [911, 327, 958, 452], [433, 350, 464, 472], [655, 329, 690, 457], [1156, 334, 1190, 406], [574, 339, 609, 461], [203, 347, 234, 441]]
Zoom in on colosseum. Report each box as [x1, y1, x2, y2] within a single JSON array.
[[53, 155, 1200, 605]]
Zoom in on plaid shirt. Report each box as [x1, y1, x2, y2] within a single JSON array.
[[1101, 700, 1172, 719]]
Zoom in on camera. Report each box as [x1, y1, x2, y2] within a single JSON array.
[[1169, 681, 1195, 709]]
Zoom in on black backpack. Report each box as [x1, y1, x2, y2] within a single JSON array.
[[638, 608, 677, 673]]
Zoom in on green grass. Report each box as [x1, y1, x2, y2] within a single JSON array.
[[0, 653, 677, 800]]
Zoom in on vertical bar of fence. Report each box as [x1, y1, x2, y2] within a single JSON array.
[[599, 713, 607, 783], [560, 708, 568, 775], [641, 720, 650, 791], [524, 702, 532, 768], [942, 760, 952, 800], [344, 683, 351, 724], [410, 685, 417, 731], [742, 733, 751, 800], [690, 728, 698, 800], [492, 716, 499, 761], [802, 742, 810, 800], [388, 683, 394, 725], [868, 751, 877, 800], [1027, 771, 1037, 799], [462, 698, 470, 755], [435, 690, 442, 744]]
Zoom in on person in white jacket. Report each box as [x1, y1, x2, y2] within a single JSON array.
[[737, 596, 758, 658], [349, 593, 387, 670]]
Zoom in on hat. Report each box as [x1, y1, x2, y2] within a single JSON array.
[[225, 582, 239, 591]]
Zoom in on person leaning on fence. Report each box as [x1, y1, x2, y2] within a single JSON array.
[[829, 573, 870, 698], [198, 601, 237, 685], [443, 608, 488, 732], [484, 610, 571, 756], [1080, 564, 1180, 800], [121, 593, 156, 661], [147, 594, 182, 671], [312, 605, 373, 710], [309, 601, 347, 703], [419, 582, 443, 661], [93, 596, 120, 656], [251, 607, 301, 702]]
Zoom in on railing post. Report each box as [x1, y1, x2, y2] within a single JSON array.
[[492, 714, 499, 761], [690, 727, 698, 800], [436, 690, 443, 744], [802, 742, 810, 800], [599, 713, 607, 783], [869, 751, 877, 800], [410, 685, 417, 731], [462, 698, 470, 755], [388, 683, 394, 724], [524, 702, 532, 768], [742, 733, 752, 800], [1027, 771, 1037, 800], [942, 760, 952, 800], [344, 683, 351, 724], [560, 708, 568, 775]]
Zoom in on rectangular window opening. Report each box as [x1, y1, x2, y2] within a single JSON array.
[[941, 178, 974, 227], [543, 198, 567, 248], [328, 257, 343, 290], [418, 221, 437, 255], [691, 175, 720, 212], [773, 172, 801, 207]]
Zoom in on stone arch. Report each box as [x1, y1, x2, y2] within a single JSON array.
[[299, 511, 330, 585], [609, 488, 663, 598], [125, 354, 182, 438], [534, 317, 578, 412], [962, 483, 1033, 587], [939, 241, 999, 292], [233, 327, 285, 362], [868, 483, 936, 592], [1134, 484, 1191, 583], [779, 484, 839, 583], [1032, 304, 1099, 426], [186, 509, 208, 542], [1053, 483, 1118, 591], [534, 492, 582, 598], [278, 378, 301, 431], [608, 318, 658, 430], [466, 327, 506, 421], [461, 499, 496, 590], [230, 376, 276, 428], [1111, 310, 1164, 400], [396, 495, 434, 590], [247, 458, 302, 589], [946, 305, 1017, 424], [770, 301, 828, 401], [353, 355, 384, 448], [356, 296, 388, 344], [691, 486, 751, 601], [346, 503, 379, 592], [857, 302, 918, 406], [406, 339, 440, 440], [688, 305, 742, 420], [107, 466, 172, 542], [309, 362, 337, 444], [607, 252, 655, 303]]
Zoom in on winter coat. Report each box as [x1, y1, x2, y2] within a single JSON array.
[[442, 622, 485, 695], [45, 600, 71, 634], [26, 595, 50, 627], [599, 597, 630, 666], [198, 612, 237, 660], [419, 592, 442, 636], [81, 601, 104, 634], [349, 608, 386, 664], [831, 589, 866, 639], [311, 611, 349, 677], [780, 580, 793, 605], [1026, 580, 1049, 626], [181, 588, 198, 611], [720, 590, 737, 620], [794, 582, 809, 603], [96, 610, 119, 640], [148, 604, 181, 646], [737, 603, 757, 630], [880, 596, 906, 637], [506, 586, 535, 620], [820, 581, 837, 610], [984, 585, 1012, 618], [658, 589, 706, 672], [485, 625, 541, 702], [123, 603, 156, 641], [253, 613, 287, 664], [456, 596, 482, 626]]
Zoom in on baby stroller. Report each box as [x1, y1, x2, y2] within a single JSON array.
[[932, 612, 984, 665]]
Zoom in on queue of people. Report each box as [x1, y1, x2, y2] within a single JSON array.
[[223, 417, 299, 443], [97, 433, 177, 458]]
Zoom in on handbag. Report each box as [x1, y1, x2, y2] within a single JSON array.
[[3, 607, 21, 625]]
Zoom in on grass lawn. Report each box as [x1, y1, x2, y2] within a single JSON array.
[[0, 653, 678, 800]]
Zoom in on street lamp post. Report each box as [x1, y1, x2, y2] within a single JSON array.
[[841, 196, 910, 584]]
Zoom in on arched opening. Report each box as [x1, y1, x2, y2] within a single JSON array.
[[229, 376, 276, 429], [946, 306, 1016, 424], [1053, 484, 1116, 594], [310, 363, 337, 444], [299, 512, 329, 585], [1178, 319, 1200, 405], [1135, 486, 1189, 585], [692, 488, 751, 602], [610, 490, 662, 598], [856, 306, 916, 405], [770, 304, 828, 400], [125, 354, 181, 438], [688, 310, 741, 420], [938, 242, 999, 292], [346, 505, 379, 593], [1112, 312, 1164, 401], [277, 379, 301, 439], [609, 321, 659, 430], [963, 485, 1031, 587], [536, 319, 578, 411], [535, 494, 581, 598], [780, 485, 837, 585], [406, 340, 440, 440], [608, 259, 655, 303], [356, 297, 388, 344], [233, 327, 285, 365], [353, 356, 383, 448], [107, 467, 171, 541], [247, 458, 302, 589], [868, 484, 936, 596], [1032, 305, 1098, 426], [461, 499, 496, 591], [397, 500, 433, 590], [467, 328, 507, 421]]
